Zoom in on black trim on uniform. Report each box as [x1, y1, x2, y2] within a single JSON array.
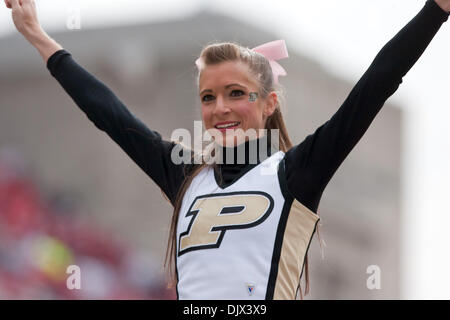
[[277, 158, 293, 201], [175, 250, 180, 300], [265, 158, 294, 299]]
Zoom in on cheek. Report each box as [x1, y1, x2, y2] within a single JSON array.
[[237, 103, 263, 125]]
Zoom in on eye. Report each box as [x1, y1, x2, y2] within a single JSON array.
[[201, 90, 245, 103], [230, 90, 245, 97], [202, 94, 214, 102]]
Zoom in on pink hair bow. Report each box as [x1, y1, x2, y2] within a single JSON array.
[[195, 39, 289, 84], [251, 39, 289, 84]]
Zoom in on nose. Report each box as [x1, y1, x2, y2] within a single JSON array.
[[213, 94, 231, 116]]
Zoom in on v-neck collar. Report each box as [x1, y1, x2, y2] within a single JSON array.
[[213, 134, 273, 189]]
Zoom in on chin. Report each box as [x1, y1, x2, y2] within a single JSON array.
[[218, 135, 247, 148], [206, 126, 250, 148]]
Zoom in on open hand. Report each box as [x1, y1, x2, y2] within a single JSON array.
[[4, 0, 42, 37], [4, 0, 62, 62]]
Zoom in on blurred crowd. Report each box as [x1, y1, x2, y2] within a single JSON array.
[[0, 146, 176, 299]]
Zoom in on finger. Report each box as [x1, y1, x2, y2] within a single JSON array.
[[4, 0, 12, 9], [9, 0, 20, 9], [21, 0, 33, 10]]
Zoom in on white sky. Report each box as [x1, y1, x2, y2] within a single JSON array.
[[2, 0, 450, 299]]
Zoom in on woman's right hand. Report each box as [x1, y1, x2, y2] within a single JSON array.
[[4, 0, 63, 62], [4, 0, 43, 38]]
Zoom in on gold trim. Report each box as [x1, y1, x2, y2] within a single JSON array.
[[273, 199, 320, 300]]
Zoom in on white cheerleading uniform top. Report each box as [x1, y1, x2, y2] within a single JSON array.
[[176, 151, 320, 300]]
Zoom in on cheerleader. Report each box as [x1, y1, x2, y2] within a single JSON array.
[[5, 0, 450, 299]]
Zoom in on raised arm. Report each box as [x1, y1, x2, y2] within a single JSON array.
[[46, 51, 188, 205], [5, 0, 188, 205], [284, 0, 449, 212]]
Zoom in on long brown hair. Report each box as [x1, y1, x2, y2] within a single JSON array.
[[164, 41, 321, 299]]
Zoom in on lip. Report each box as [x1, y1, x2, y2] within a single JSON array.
[[214, 121, 241, 130]]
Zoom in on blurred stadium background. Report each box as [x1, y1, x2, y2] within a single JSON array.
[[1, 0, 449, 299]]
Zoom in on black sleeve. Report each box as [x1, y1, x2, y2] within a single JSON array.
[[284, 0, 449, 212], [47, 50, 189, 206]]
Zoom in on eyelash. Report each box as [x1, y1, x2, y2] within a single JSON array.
[[202, 90, 245, 102]]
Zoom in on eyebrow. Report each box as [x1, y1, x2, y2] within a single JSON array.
[[199, 83, 247, 96]]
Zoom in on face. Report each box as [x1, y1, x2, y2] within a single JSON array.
[[199, 60, 277, 147]]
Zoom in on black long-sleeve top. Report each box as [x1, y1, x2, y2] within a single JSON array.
[[46, 0, 449, 213]]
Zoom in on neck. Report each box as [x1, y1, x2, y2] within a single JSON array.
[[217, 133, 273, 166]]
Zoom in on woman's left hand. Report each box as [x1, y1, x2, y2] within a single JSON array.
[[435, 0, 450, 13]]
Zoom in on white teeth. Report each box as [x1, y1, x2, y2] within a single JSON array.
[[216, 122, 240, 129]]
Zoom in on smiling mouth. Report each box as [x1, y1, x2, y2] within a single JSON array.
[[214, 121, 241, 129]]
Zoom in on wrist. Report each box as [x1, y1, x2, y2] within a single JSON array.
[[24, 26, 48, 45], [25, 28, 63, 63], [434, 0, 450, 13]]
